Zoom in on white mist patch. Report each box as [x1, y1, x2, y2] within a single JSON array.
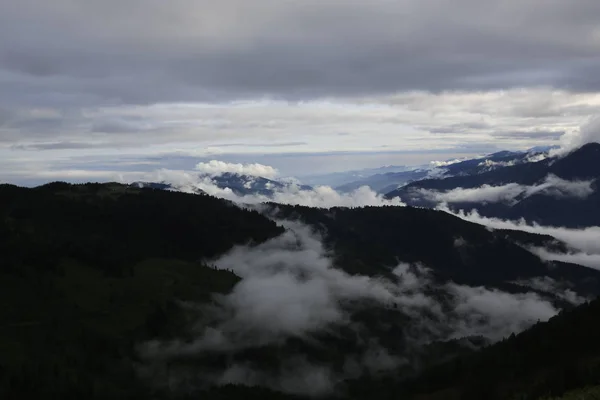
[[141, 220, 564, 395], [429, 158, 470, 168], [477, 159, 517, 169], [146, 222, 398, 354], [553, 116, 600, 156], [422, 183, 524, 204], [445, 208, 600, 274], [524, 174, 595, 199], [181, 176, 406, 208], [528, 246, 600, 271], [446, 208, 600, 255], [195, 160, 279, 179], [131, 167, 406, 208], [420, 174, 594, 205], [447, 284, 557, 341], [526, 153, 549, 163], [392, 264, 559, 342], [511, 277, 588, 305]]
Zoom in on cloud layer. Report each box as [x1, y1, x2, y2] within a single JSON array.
[[195, 160, 279, 178], [139, 165, 407, 208], [3, 0, 600, 106], [2, 0, 600, 181], [446, 208, 600, 272], [141, 220, 564, 395], [420, 174, 596, 205], [554, 116, 600, 155]]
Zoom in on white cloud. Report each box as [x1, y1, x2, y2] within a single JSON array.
[[447, 284, 557, 340], [154, 171, 407, 208], [4, 89, 600, 182], [554, 115, 600, 156], [528, 246, 600, 271], [445, 208, 600, 255], [523, 174, 595, 199], [477, 159, 517, 168], [444, 208, 600, 276], [195, 160, 279, 178], [526, 152, 550, 163], [267, 185, 406, 208], [430, 157, 472, 167], [421, 174, 595, 205], [207, 222, 397, 340], [141, 220, 563, 394], [50, 165, 405, 208], [511, 276, 587, 305], [422, 183, 525, 204]]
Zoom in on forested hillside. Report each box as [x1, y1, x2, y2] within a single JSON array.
[[349, 296, 600, 400], [1, 182, 600, 399], [0, 182, 283, 399], [271, 204, 600, 294]]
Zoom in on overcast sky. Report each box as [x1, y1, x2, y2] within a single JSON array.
[[2, 0, 600, 183]]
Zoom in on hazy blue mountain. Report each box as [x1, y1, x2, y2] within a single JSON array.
[[335, 169, 430, 193], [386, 143, 600, 227], [330, 148, 550, 194], [298, 165, 417, 187], [133, 172, 312, 197]]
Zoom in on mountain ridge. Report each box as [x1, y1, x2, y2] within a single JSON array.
[[385, 143, 600, 227]]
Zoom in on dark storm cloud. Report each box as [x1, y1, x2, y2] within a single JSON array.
[[1, 0, 600, 107]]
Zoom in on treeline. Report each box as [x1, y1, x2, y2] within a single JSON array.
[[2, 182, 600, 399], [0, 182, 283, 399], [271, 204, 600, 295], [342, 297, 600, 400], [0, 182, 283, 277]]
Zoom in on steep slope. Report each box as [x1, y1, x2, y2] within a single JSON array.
[[136, 203, 600, 399], [2, 182, 598, 399], [271, 204, 600, 295], [349, 296, 600, 400], [386, 143, 600, 227], [0, 182, 284, 399]]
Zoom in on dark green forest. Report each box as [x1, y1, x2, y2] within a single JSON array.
[[1, 182, 599, 399], [271, 204, 600, 295], [349, 297, 600, 400], [0, 182, 283, 399]]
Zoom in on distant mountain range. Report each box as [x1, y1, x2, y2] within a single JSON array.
[[335, 169, 430, 193], [386, 143, 600, 228], [272, 203, 600, 295], [127, 144, 600, 230], [329, 146, 557, 194], [2, 174, 600, 399], [133, 172, 312, 197], [130, 146, 565, 202], [299, 165, 419, 188]]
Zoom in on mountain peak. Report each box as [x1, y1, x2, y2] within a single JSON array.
[[571, 141, 600, 154]]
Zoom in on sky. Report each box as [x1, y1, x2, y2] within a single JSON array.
[[2, 0, 600, 184]]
